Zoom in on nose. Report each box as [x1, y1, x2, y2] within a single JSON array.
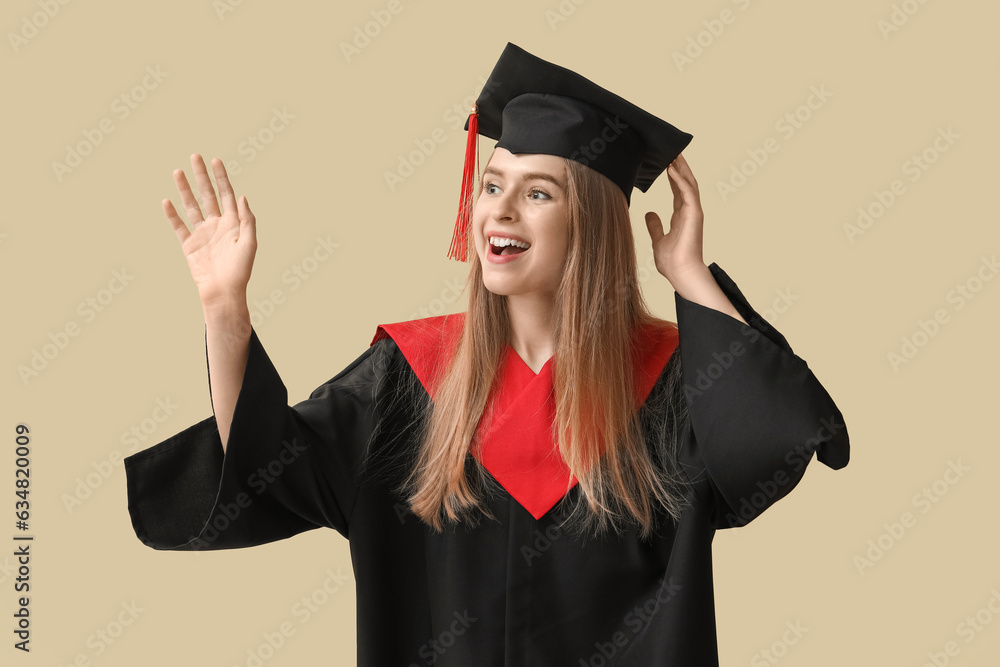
[[490, 187, 517, 222]]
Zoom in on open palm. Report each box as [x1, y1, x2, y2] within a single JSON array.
[[163, 154, 256, 308]]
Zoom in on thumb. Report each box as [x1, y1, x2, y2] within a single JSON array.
[[644, 211, 664, 242], [238, 195, 257, 245], [238, 194, 254, 224]]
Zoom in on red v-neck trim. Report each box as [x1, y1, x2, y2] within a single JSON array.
[[371, 314, 465, 400], [371, 314, 679, 519], [505, 343, 553, 377]]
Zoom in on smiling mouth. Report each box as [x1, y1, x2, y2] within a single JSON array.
[[491, 244, 527, 256], [489, 236, 530, 256]]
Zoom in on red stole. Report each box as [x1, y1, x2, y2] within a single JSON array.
[[371, 314, 678, 519]]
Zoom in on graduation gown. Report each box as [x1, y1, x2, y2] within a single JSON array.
[[124, 263, 849, 666]]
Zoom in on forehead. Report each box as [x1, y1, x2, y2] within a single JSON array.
[[484, 147, 566, 178]]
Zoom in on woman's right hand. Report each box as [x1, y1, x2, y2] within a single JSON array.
[[164, 154, 256, 310]]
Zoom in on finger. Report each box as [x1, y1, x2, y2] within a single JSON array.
[[162, 198, 191, 244], [238, 195, 257, 245], [671, 154, 699, 192], [644, 211, 664, 241], [212, 158, 238, 215], [190, 153, 221, 218], [667, 162, 697, 204], [173, 168, 204, 225], [665, 168, 696, 233], [666, 162, 682, 204]]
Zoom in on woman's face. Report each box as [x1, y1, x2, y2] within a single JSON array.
[[472, 147, 570, 300]]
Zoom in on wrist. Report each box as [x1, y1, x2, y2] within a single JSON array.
[[201, 289, 248, 312], [202, 296, 250, 324], [665, 262, 711, 296]]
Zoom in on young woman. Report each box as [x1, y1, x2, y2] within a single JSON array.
[[125, 43, 849, 666]]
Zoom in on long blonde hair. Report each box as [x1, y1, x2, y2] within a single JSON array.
[[403, 157, 690, 537]]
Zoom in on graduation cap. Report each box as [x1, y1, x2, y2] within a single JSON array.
[[447, 42, 694, 261]]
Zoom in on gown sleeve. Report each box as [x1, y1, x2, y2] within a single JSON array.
[[675, 263, 850, 530], [123, 326, 397, 550]]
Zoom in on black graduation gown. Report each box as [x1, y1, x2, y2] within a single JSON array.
[[124, 263, 849, 666]]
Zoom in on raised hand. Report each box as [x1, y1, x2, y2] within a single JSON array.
[[644, 153, 746, 324], [164, 154, 256, 309], [644, 153, 707, 290]]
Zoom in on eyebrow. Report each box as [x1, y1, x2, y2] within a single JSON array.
[[483, 166, 565, 189]]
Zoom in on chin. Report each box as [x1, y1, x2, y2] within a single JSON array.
[[480, 275, 517, 297]]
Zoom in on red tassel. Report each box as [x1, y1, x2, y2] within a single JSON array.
[[447, 105, 479, 261]]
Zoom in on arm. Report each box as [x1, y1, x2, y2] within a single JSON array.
[[124, 329, 400, 549], [664, 262, 747, 325], [673, 264, 849, 529], [647, 154, 848, 528], [203, 299, 251, 450], [162, 153, 257, 451], [125, 154, 377, 550]]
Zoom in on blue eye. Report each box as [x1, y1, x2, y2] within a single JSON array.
[[484, 182, 500, 195], [530, 189, 551, 200]]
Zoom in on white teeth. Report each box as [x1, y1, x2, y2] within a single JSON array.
[[489, 236, 530, 249]]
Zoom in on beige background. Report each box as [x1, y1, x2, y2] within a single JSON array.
[[1, 0, 997, 664]]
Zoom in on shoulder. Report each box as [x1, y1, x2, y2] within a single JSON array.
[[632, 318, 680, 403], [370, 313, 465, 349], [369, 313, 466, 398], [634, 317, 678, 345]]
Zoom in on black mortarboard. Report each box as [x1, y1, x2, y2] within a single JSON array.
[[448, 42, 693, 261]]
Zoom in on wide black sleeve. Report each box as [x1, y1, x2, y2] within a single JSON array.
[[123, 326, 398, 549], [676, 263, 850, 530]]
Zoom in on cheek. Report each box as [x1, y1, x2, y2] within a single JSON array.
[[471, 209, 487, 250], [542, 214, 570, 264]]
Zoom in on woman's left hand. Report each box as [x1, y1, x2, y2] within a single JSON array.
[[644, 153, 747, 325], [644, 153, 709, 291]]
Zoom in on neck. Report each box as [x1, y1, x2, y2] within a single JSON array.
[[505, 292, 557, 374]]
